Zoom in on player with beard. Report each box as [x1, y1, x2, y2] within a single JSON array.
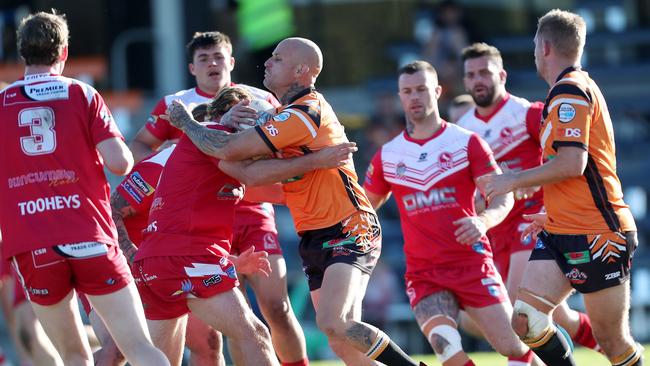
[[457, 42, 600, 354]]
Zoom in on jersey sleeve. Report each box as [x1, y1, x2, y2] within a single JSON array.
[[88, 90, 124, 145], [526, 101, 544, 145], [116, 162, 161, 213], [253, 105, 319, 152], [363, 149, 391, 196], [468, 134, 499, 180], [144, 98, 183, 141], [547, 83, 592, 150]]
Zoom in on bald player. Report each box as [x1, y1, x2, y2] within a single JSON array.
[[165, 37, 422, 366]]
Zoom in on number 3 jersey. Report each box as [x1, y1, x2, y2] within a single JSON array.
[[364, 121, 499, 272], [0, 73, 124, 258]]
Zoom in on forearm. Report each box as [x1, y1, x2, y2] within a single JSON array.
[[244, 154, 323, 186], [113, 214, 138, 263], [129, 139, 156, 163], [479, 192, 514, 229], [514, 158, 579, 189]]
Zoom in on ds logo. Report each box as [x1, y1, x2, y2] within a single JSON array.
[[562, 128, 581, 138]]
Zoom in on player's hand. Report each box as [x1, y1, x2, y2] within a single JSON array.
[[220, 100, 258, 131], [520, 212, 547, 242], [161, 100, 195, 130], [514, 186, 540, 200], [230, 247, 271, 277], [122, 243, 138, 264], [313, 142, 358, 169], [453, 216, 487, 245], [476, 171, 517, 202]]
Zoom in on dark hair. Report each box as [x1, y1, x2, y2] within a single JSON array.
[[450, 94, 474, 107], [461, 42, 503, 67], [207, 86, 252, 120], [17, 10, 69, 66], [186, 31, 232, 61], [398, 60, 437, 77]]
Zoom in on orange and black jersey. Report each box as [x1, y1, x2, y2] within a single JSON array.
[[540, 66, 635, 234], [254, 87, 374, 232]]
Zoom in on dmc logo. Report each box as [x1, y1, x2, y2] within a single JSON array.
[[438, 152, 453, 169], [403, 187, 456, 211]]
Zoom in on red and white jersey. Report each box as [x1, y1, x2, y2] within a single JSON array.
[[145, 84, 279, 142], [135, 124, 244, 260], [364, 121, 498, 272], [457, 94, 545, 223], [116, 146, 175, 246], [0, 73, 124, 258]]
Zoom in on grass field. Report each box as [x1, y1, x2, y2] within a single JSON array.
[[311, 345, 650, 365]]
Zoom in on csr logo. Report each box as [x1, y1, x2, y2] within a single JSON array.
[[559, 128, 581, 138]]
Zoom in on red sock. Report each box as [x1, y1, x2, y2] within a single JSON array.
[[507, 349, 534, 365], [281, 358, 309, 366], [573, 312, 599, 350], [464, 360, 476, 366]]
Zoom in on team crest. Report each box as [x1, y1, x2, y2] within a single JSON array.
[[395, 162, 407, 178], [438, 152, 453, 169]]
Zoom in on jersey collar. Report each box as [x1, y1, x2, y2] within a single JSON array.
[[403, 120, 448, 145], [555, 66, 581, 83], [195, 87, 215, 98]]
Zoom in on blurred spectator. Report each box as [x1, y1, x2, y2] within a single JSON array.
[[420, 0, 472, 99], [362, 260, 400, 330], [447, 93, 474, 123], [363, 92, 404, 160]]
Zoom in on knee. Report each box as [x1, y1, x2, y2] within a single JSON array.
[[263, 298, 291, 322], [512, 299, 552, 342], [512, 313, 529, 339], [315, 312, 347, 339]]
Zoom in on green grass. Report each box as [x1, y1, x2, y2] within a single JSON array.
[[311, 345, 650, 365]]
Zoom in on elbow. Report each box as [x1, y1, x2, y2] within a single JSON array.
[[564, 160, 587, 179], [106, 156, 134, 176]]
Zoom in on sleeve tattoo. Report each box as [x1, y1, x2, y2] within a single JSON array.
[[110, 191, 139, 263]]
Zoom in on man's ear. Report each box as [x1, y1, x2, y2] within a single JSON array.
[[543, 40, 552, 57], [60, 45, 69, 62]]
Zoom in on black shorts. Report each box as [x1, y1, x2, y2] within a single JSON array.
[[530, 230, 637, 293], [298, 211, 382, 291]]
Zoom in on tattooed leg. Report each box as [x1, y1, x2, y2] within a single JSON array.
[[414, 291, 473, 365]]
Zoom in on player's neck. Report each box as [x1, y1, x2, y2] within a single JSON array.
[[406, 114, 443, 140], [475, 91, 507, 118], [24, 63, 62, 77], [545, 60, 580, 86], [278, 82, 311, 105]]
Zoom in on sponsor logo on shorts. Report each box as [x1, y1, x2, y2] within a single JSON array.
[[172, 279, 194, 296], [322, 236, 356, 249], [605, 271, 621, 280], [331, 246, 353, 257], [203, 274, 222, 287], [487, 285, 501, 297], [217, 184, 244, 200], [535, 238, 545, 250], [481, 277, 498, 285], [144, 220, 158, 233], [106, 278, 116, 285], [564, 251, 591, 264], [566, 268, 588, 285], [472, 243, 486, 254], [263, 233, 278, 250], [225, 265, 236, 279]]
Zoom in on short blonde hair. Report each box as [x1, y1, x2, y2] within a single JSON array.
[[537, 9, 586, 61]]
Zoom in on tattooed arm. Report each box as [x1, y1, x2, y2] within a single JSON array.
[[163, 100, 272, 161], [110, 190, 139, 264]]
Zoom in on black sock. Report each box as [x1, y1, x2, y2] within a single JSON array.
[[530, 327, 576, 366]]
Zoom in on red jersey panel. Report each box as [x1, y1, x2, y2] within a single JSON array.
[[364, 122, 499, 272], [145, 84, 280, 141], [0, 73, 123, 258], [116, 146, 175, 246], [135, 124, 244, 260], [457, 94, 545, 225]]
